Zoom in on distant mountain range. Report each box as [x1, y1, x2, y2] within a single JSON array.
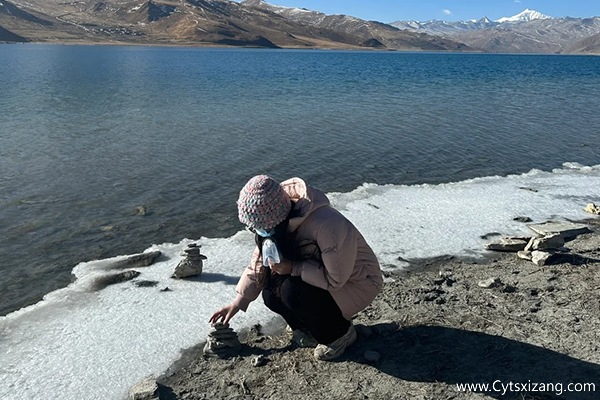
[[1, 1, 599, 54], [391, 9, 551, 34], [391, 9, 600, 54], [0, 0, 467, 50]]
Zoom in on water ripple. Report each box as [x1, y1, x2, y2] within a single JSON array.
[[1, 46, 600, 314]]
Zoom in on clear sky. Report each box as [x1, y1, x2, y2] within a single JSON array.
[[240, 0, 600, 23]]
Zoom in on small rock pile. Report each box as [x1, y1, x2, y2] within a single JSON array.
[[202, 323, 241, 359], [484, 221, 592, 266], [172, 243, 207, 279], [516, 233, 565, 266]]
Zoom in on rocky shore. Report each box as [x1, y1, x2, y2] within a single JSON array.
[[133, 218, 600, 400]]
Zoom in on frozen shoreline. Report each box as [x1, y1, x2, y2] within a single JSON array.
[[1, 164, 599, 400], [156, 221, 600, 400]]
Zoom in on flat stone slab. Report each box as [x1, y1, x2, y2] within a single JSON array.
[[93, 270, 141, 291], [484, 237, 529, 252], [527, 221, 592, 239], [109, 251, 162, 269]]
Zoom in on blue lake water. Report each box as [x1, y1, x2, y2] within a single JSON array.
[[1, 44, 599, 316]]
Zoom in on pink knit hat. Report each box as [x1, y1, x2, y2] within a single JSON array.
[[237, 175, 291, 230]]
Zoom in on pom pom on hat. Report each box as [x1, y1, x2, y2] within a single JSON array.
[[237, 175, 291, 230]]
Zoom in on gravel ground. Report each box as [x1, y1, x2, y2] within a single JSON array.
[[152, 219, 600, 400]]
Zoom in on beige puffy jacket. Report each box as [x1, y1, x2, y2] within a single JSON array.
[[232, 177, 383, 320]]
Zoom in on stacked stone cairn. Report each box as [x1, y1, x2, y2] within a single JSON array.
[[203, 322, 241, 359], [484, 221, 592, 266], [172, 243, 207, 279]]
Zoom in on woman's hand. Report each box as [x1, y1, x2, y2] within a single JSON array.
[[209, 303, 240, 326], [270, 257, 293, 275]]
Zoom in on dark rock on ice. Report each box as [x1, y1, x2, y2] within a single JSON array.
[[513, 216, 533, 223], [106, 251, 162, 270], [134, 280, 159, 288], [93, 270, 141, 290]]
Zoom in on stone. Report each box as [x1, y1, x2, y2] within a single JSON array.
[[502, 285, 518, 293], [585, 203, 600, 215], [134, 280, 159, 288], [251, 355, 268, 367], [135, 205, 148, 216], [478, 277, 501, 289], [513, 216, 533, 223], [128, 379, 174, 400], [531, 250, 553, 266], [182, 247, 206, 260], [435, 270, 456, 287], [527, 221, 592, 240], [107, 251, 162, 270], [173, 243, 206, 279], [93, 270, 141, 290], [364, 350, 381, 363], [484, 237, 530, 252], [203, 323, 241, 359], [524, 233, 565, 252], [519, 186, 539, 193], [517, 250, 533, 261], [172, 259, 202, 279], [183, 247, 206, 259], [128, 378, 159, 400], [439, 269, 453, 278]]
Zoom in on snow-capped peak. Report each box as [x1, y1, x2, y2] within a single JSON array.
[[496, 9, 551, 23], [243, 0, 316, 16]]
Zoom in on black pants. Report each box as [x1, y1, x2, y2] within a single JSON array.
[[262, 272, 350, 344]]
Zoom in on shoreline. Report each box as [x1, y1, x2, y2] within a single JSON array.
[[0, 39, 465, 53], [149, 218, 600, 400], [3, 40, 599, 56]]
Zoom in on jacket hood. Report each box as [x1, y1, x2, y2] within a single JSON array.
[[281, 177, 330, 232]]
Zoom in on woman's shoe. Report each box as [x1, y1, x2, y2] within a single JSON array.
[[313, 324, 357, 361], [286, 326, 318, 348]]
